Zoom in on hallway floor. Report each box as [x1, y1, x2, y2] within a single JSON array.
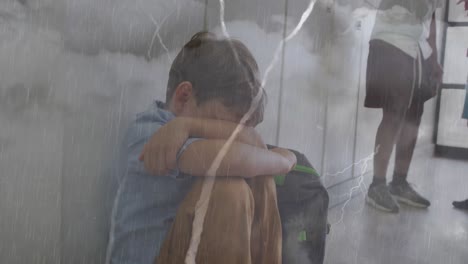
[[324, 151, 468, 264]]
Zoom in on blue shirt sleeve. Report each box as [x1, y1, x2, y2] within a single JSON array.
[[125, 119, 203, 179], [168, 137, 203, 178]]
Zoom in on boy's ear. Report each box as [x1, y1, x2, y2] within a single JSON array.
[[171, 81, 194, 112]]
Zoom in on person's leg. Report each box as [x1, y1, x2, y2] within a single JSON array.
[[373, 107, 406, 181], [389, 98, 430, 208], [156, 177, 254, 264], [452, 81, 468, 209], [393, 99, 424, 180], [246, 176, 282, 264], [367, 106, 406, 213], [156, 176, 282, 264]]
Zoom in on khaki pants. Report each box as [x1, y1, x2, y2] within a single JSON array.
[[156, 176, 282, 264]]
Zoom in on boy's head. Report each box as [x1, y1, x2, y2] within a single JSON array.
[[165, 31, 266, 126]]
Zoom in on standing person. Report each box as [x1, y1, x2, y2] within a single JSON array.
[[452, 74, 468, 209], [365, 0, 444, 213], [451, 0, 468, 210]]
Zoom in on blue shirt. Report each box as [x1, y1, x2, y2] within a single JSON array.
[[106, 101, 199, 264]]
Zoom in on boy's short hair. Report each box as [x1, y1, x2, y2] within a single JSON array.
[[166, 31, 266, 126]]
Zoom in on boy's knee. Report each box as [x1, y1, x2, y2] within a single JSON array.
[[212, 178, 254, 212]]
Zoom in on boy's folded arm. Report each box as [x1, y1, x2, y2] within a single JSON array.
[[177, 139, 294, 178], [138, 117, 265, 176], [182, 117, 264, 147]]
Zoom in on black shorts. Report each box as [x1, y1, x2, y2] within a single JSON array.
[[365, 39, 437, 110]]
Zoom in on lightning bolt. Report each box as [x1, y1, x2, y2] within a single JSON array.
[[323, 145, 375, 179], [331, 147, 379, 227], [184, 1, 318, 263], [324, 159, 362, 178], [138, 6, 174, 62]]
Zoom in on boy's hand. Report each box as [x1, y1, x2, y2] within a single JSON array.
[[270, 148, 297, 173], [139, 118, 189, 175]]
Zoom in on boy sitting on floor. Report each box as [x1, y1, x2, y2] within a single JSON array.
[[106, 31, 296, 264]]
